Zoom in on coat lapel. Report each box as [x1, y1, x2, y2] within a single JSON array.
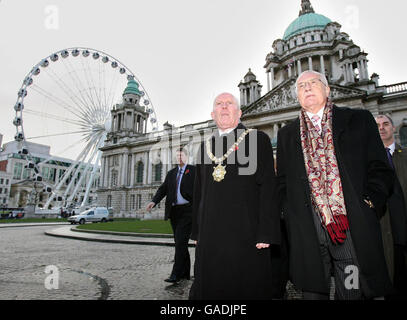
[[332, 105, 352, 147]]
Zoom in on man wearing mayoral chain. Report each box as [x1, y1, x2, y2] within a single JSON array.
[[189, 92, 280, 299]]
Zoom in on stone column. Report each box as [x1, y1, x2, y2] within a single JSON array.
[[288, 65, 292, 78], [308, 56, 313, 70], [297, 59, 302, 75], [273, 123, 279, 140], [363, 60, 369, 79], [320, 55, 325, 74], [342, 65, 347, 83], [147, 152, 152, 184], [267, 71, 271, 92], [121, 152, 129, 186], [144, 152, 149, 185], [100, 156, 106, 188], [270, 68, 274, 89], [348, 63, 354, 82], [130, 153, 136, 186]]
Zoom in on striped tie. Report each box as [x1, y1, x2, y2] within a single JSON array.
[[311, 115, 321, 135]]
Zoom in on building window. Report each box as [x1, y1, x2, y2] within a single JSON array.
[[13, 163, 23, 180], [0, 178, 3, 184], [130, 194, 135, 210], [41, 166, 50, 180], [136, 161, 144, 183], [23, 168, 31, 180], [400, 125, 407, 147], [137, 194, 142, 210], [154, 162, 162, 182], [111, 170, 118, 187]]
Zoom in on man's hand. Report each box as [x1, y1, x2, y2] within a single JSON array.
[[146, 202, 155, 212], [256, 243, 270, 249]]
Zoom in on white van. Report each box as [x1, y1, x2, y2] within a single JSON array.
[[68, 207, 112, 225]]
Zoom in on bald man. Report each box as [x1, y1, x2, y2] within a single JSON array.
[[189, 92, 280, 300]]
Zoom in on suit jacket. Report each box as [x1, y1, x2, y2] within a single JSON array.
[[152, 164, 196, 220], [388, 144, 407, 245], [277, 105, 395, 297]]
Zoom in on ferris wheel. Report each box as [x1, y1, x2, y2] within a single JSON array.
[[13, 47, 158, 211]]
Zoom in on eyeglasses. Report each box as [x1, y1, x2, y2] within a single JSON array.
[[297, 78, 324, 91], [215, 100, 235, 108]]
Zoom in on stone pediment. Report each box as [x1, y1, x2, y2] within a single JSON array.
[[243, 79, 366, 116]]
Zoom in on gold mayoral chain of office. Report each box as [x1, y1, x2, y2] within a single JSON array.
[[206, 128, 253, 182]]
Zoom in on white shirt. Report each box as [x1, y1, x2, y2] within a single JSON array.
[[174, 165, 189, 205], [306, 107, 324, 131], [218, 127, 236, 136], [387, 142, 396, 155]]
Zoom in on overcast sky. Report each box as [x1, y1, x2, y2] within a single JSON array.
[[1, 0, 406, 155]]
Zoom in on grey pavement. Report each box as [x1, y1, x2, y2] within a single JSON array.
[[0, 222, 303, 300], [0, 224, 193, 300]]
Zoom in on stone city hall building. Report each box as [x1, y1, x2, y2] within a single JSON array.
[[97, 0, 407, 218]]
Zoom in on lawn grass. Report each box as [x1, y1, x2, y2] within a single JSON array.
[[76, 219, 173, 234]]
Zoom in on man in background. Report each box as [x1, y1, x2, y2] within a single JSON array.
[[147, 147, 195, 283], [376, 114, 407, 299]]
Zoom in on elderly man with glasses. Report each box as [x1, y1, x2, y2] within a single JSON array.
[[276, 70, 395, 300]]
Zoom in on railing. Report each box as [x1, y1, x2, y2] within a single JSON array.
[[384, 82, 407, 94]]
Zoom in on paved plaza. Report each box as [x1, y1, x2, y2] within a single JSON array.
[[0, 223, 305, 300], [0, 224, 193, 300]]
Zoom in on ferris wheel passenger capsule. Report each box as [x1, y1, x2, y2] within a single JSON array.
[[24, 77, 33, 86], [50, 53, 59, 62], [111, 61, 118, 68], [13, 117, 22, 126], [72, 49, 80, 57], [61, 50, 69, 58], [82, 50, 90, 57], [14, 132, 24, 141], [14, 102, 24, 111], [32, 67, 40, 76], [119, 68, 126, 74], [18, 89, 27, 98], [102, 56, 109, 63], [40, 59, 49, 68], [92, 52, 100, 59]]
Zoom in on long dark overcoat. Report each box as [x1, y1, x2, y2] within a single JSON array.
[[276, 106, 395, 297], [190, 123, 280, 300]]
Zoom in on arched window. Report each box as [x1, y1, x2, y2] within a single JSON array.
[[136, 161, 144, 183], [111, 170, 118, 187], [400, 125, 407, 147], [153, 162, 162, 182]]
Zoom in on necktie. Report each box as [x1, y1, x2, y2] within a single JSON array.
[[174, 168, 183, 204], [385, 148, 395, 169], [311, 115, 321, 134]]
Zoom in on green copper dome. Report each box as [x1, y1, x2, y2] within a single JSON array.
[[123, 79, 142, 96], [283, 12, 331, 40]]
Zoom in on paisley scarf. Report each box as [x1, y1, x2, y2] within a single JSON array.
[[300, 101, 349, 244]]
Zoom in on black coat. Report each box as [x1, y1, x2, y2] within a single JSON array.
[[152, 164, 195, 220], [388, 144, 407, 245], [276, 106, 395, 297], [190, 123, 280, 300]]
